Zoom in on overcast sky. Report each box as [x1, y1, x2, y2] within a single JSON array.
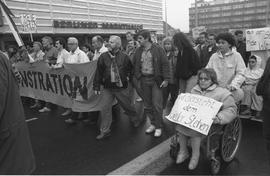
[[163, 0, 195, 32]]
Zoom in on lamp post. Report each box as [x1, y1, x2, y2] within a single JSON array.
[[267, 0, 270, 26], [195, 0, 198, 27], [165, 0, 168, 37]]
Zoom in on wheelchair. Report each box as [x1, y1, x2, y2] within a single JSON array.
[[169, 116, 242, 175]]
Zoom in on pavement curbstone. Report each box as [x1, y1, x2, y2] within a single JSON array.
[[107, 136, 174, 175]]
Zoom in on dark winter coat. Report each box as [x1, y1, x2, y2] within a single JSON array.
[[93, 51, 133, 90], [236, 41, 251, 66], [256, 57, 270, 106], [0, 52, 35, 174]]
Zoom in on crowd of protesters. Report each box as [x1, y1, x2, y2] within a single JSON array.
[[2, 28, 270, 171]]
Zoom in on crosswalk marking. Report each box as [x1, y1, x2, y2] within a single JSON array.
[[26, 118, 38, 122]]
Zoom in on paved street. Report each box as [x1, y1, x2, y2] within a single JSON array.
[[23, 99, 269, 175], [23, 100, 174, 175]]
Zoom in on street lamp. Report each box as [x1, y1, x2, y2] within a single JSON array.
[[165, 0, 168, 37], [267, 0, 270, 26], [195, 0, 198, 27]]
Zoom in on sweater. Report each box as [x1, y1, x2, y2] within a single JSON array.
[[133, 44, 170, 85]]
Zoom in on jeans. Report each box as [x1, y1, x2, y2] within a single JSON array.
[[140, 76, 163, 128]]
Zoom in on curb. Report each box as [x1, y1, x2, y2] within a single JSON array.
[[107, 136, 174, 175]]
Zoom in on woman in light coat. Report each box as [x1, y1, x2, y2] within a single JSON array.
[[206, 32, 246, 102], [175, 68, 237, 170]]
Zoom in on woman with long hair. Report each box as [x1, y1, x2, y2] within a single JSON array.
[[162, 37, 178, 109], [173, 32, 201, 94]]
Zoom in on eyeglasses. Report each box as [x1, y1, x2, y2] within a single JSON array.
[[199, 77, 210, 81], [249, 61, 256, 63]]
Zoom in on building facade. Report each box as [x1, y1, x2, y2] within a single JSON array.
[[189, 0, 270, 34], [0, 0, 163, 49]]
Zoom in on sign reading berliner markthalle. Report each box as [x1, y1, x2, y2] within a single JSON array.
[[53, 20, 143, 30]]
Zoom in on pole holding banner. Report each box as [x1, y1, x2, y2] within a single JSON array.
[[0, 0, 24, 47]]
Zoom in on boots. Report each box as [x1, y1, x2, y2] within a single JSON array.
[[176, 133, 189, 164], [189, 137, 201, 170]]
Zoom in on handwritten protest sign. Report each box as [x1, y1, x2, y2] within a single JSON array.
[[246, 27, 270, 51], [20, 14, 37, 32], [192, 26, 206, 39], [165, 93, 223, 135]]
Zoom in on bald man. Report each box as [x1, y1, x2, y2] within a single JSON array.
[[93, 35, 141, 139], [0, 52, 35, 174]]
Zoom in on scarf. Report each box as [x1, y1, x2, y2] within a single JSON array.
[[109, 51, 123, 88], [245, 55, 264, 80]]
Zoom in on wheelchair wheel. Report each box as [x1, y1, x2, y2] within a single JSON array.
[[210, 156, 221, 175], [220, 117, 242, 162], [170, 135, 180, 160]]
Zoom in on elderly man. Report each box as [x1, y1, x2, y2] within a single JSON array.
[[64, 37, 90, 124], [39, 36, 59, 113], [93, 35, 140, 139], [0, 52, 35, 174], [92, 35, 108, 61], [65, 37, 89, 63]]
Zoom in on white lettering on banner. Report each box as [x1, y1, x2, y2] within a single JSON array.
[[246, 27, 270, 51], [165, 93, 223, 135]]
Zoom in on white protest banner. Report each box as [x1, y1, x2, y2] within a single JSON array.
[[165, 93, 223, 135], [192, 26, 206, 39], [246, 27, 270, 51]]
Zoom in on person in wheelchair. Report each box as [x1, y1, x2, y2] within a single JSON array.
[[175, 68, 237, 170], [240, 55, 264, 118]]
